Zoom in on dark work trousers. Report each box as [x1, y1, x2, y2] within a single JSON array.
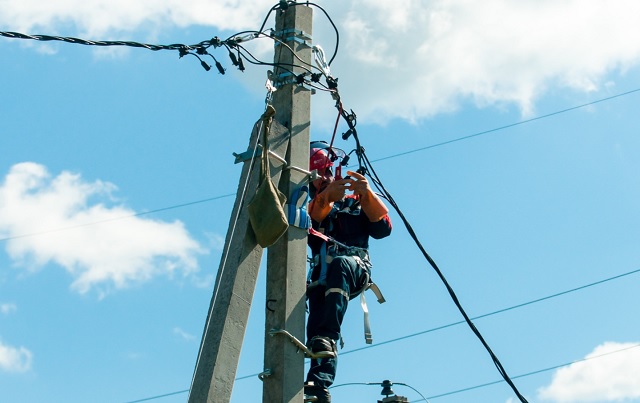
[[306, 255, 369, 389]]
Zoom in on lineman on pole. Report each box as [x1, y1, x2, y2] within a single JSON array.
[[304, 141, 393, 402]]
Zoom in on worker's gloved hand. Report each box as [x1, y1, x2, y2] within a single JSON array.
[[345, 171, 371, 197], [309, 178, 351, 222], [321, 178, 352, 202], [346, 170, 389, 222]]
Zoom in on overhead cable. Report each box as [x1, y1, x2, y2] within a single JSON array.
[[123, 342, 640, 403], [373, 87, 640, 163]]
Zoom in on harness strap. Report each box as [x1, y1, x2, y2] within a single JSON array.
[[307, 227, 386, 345]]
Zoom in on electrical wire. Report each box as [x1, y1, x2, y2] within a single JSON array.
[[360, 145, 530, 403], [4, 84, 639, 243], [257, 1, 340, 66], [371, 87, 640, 163], [341, 267, 640, 356], [123, 342, 640, 402], [330, 381, 431, 403], [421, 343, 640, 401], [0, 194, 235, 243], [186, 116, 265, 402]]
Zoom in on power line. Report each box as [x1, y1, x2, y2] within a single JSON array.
[[122, 267, 640, 402], [421, 343, 640, 401], [341, 267, 640, 356], [5, 85, 639, 243], [371, 87, 640, 163], [0, 193, 235, 243], [123, 342, 640, 403]]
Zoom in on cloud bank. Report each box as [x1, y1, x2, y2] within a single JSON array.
[[0, 340, 32, 373], [2, 0, 640, 122], [538, 342, 640, 402], [0, 162, 204, 295]]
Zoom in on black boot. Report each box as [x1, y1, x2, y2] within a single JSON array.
[[308, 336, 337, 359], [304, 381, 331, 403]]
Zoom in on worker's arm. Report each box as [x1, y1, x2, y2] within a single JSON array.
[[309, 178, 351, 222]]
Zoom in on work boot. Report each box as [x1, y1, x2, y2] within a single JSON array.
[[304, 381, 331, 403], [308, 336, 337, 359]]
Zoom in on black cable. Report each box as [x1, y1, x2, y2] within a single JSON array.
[[330, 381, 430, 402], [422, 343, 640, 401], [0, 30, 218, 52], [124, 342, 640, 402], [371, 87, 640, 163], [341, 267, 640, 356], [257, 1, 339, 66], [360, 148, 529, 402]]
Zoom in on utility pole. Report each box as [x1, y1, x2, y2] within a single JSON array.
[[188, 3, 313, 403], [263, 4, 313, 403]]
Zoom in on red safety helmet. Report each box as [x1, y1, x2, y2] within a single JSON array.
[[309, 141, 346, 179]]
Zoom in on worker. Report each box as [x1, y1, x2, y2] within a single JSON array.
[[304, 141, 392, 403]]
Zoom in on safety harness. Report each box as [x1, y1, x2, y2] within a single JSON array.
[[286, 184, 386, 345], [307, 227, 385, 345]]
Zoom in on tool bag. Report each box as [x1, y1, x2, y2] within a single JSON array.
[[248, 106, 289, 247]]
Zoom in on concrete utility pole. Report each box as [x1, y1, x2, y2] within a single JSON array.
[[189, 3, 313, 403], [263, 4, 313, 403]]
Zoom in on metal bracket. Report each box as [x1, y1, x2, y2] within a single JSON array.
[[232, 147, 319, 180], [258, 369, 272, 381], [273, 28, 312, 47], [270, 71, 316, 92], [269, 328, 334, 359]]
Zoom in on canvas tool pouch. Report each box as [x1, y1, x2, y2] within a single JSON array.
[[248, 106, 289, 247]]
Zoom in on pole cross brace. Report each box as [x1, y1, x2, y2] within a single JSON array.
[[233, 147, 320, 181], [269, 328, 330, 359]]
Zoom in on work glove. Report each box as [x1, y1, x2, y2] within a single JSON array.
[[346, 171, 389, 222]]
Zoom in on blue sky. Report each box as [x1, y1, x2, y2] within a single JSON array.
[[1, 1, 640, 402]]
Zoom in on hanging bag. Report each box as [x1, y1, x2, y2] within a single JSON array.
[[248, 106, 289, 247]]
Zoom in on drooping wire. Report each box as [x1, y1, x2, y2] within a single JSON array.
[[257, 1, 339, 65], [357, 142, 529, 402], [330, 380, 431, 403], [124, 342, 640, 402], [327, 95, 528, 402]]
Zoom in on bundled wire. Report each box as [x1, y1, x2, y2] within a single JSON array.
[[335, 107, 529, 402]]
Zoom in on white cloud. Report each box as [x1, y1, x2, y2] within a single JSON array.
[[0, 340, 33, 373], [3, 1, 640, 122], [173, 327, 196, 342], [0, 0, 276, 37], [0, 162, 205, 295], [0, 303, 17, 315], [538, 342, 640, 402], [325, 0, 640, 123]]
